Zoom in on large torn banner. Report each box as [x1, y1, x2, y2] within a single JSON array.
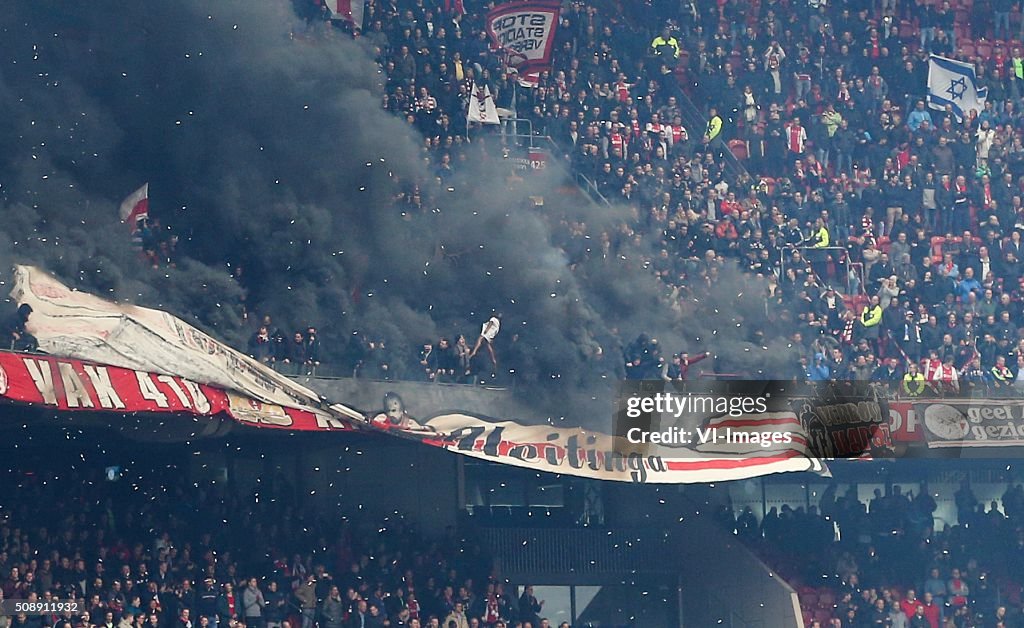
[[8, 265, 839, 483], [0, 350, 349, 434], [10, 265, 362, 427]]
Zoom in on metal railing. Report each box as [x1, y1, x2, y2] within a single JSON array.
[[674, 86, 752, 183], [496, 117, 613, 205], [781, 245, 858, 295]]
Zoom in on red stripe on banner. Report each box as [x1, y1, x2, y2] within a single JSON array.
[[664, 449, 804, 470], [707, 417, 801, 428], [0, 351, 352, 432]]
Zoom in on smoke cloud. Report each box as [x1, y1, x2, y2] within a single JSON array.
[[0, 0, 781, 427]]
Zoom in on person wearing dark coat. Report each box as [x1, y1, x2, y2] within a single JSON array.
[[518, 586, 543, 626], [303, 327, 322, 374], [3, 304, 37, 352]]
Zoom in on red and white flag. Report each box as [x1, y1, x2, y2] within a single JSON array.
[[119, 183, 149, 229], [518, 71, 541, 89], [467, 82, 500, 125], [443, 0, 465, 16], [327, 0, 365, 29], [485, 0, 561, 74]]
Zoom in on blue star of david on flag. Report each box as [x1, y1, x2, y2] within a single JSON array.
[[945, 76, 967, 101], [927, 54, 988, 121]]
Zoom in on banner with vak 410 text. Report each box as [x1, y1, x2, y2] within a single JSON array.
[[0, 350, 352, 433], [10, 265, 364, 428]]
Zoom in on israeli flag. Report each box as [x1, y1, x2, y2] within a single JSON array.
[[927, 54, 988, 121]]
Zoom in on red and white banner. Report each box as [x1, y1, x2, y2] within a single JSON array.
[[485, 0, 560, 75], [0, 349, 822, 483], [517, 71, 541, 88], [6, 266, 830, 484], [119, 183, 149, 229], [888, 401, 925, 442], [364, 402, 823, 484], [0, 351, 351, 432], [10, 265, 365, 426], [328, 0, 365, 29], [443, 0, 465, 16]]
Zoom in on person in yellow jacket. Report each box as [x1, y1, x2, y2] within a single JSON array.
[[902, 362, 926, 397], [809, 217, 830, 279], [858, 296, 883, 350], [991, 355, 1015, 389], [811, 218, 830, 248], [651, 27, 680, 61], [704, 107, 723, 144]]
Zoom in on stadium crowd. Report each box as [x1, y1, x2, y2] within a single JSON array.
[[6, 461, 1024, 628], [0, 469, 561, 628], [719, 480, 1024, 626], [284, 0, 1024, 389], [16, 0, 1024, 389]]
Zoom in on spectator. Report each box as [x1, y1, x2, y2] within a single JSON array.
[[262, 583, 285, 628], [241, 579, 265, 628], [442, 602, 468, 628], [320, 587, 344, 628], [469, 313, 501, 373], [282, 332, 307, 376], [294, 576, 317, 628], [303, 328, 322, 376], [248, 327, 274, 365], [3, 304, 36, 352]]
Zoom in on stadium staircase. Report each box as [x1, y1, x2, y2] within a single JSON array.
[[476, 491, 803, 628]]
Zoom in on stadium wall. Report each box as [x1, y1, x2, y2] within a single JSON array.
[[297, 376, 549, 423]]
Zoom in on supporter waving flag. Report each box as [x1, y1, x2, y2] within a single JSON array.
[[118, 183, 149, 231], [467, 82, 500, 125], [927, 54, 988, 122], [325, 0, 365, 29]]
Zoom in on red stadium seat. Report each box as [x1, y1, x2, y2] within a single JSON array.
[[899, 19, 916, 40], [931, 236, 946, 257], [960, 43, 976, 58], [977, 40, 993, 59], [728, 139, 749, 160], [1003, 582, 1023, 605], [817, 590, 836, 608], [815, 608, 833, 624]]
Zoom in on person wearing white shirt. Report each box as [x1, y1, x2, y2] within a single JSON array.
[[469, 312, 501, 371]]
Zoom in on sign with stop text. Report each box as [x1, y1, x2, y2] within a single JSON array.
[[485, 0, 560, 74]]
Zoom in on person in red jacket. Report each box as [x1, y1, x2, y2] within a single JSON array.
[[900, 589, 922, 619], [667, 352, 709, 380], [947, 568, 970, 608], [919, 592, 940, 628]]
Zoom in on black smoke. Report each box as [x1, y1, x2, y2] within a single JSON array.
[[0, 1, 782, 427]]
